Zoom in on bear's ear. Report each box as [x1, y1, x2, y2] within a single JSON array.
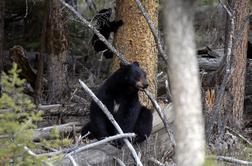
[[133, 61, 139, 66]]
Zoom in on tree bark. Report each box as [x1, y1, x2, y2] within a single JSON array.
[[112, 0, 158, 109], [47, 0, 68, 103], [225, 0, 249, 127], [163, 0, 205, 166], [35, 0, 49, 104]]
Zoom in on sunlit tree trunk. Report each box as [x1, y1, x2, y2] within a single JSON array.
[[112, 0, 158, 108], [163, 0, 205, 165], [47, 0, 68, 103]]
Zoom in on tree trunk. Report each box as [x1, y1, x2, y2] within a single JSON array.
[[163, 0, 205, 166], [35, 0, 49, 104], [203, 1, 249, 141], [225, 0, 249, 127], [112, 0, 158, 109], [47, 0, 68, 103]]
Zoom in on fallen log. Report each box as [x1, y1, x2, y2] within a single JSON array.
[[33, 122, 81, 141]]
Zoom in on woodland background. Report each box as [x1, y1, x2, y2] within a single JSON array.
[[1, 0, 252, 166]]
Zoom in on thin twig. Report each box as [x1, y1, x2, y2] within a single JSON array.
[[24, 0, 28, 18], [68, 155, 78, 166], [219, 0, 232, 17], [144, 89, 175, 146], [208, 156, 252, 165], [33, 122, 81, 141], [78, 79, 143, 166], [23, 146, 53, 166], [38, 104, 62, 110], [113, 157, 126, 166], [225, 126, 252, 147], [24, 146, 38, 157], [148, 157, 166, 166]]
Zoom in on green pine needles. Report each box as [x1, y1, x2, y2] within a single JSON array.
[[0, 63, 45, 166]]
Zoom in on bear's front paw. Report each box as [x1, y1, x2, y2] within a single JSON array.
[[111, 139, 125, 149]]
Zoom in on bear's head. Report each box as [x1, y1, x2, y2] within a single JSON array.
[[95, 8, 112, 23], [120, 61, 148, 90]]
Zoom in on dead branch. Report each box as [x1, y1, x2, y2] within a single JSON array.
[[225, 126, 252, 147], [208, 156, 252, 165], [23, 146, 53, 166], [148, 157, 166, 166], [33, 122, 81, 141], [39, 133, 136, 157], [78, 79, 143, 166], [113, 157, 126, 166], [198, 57, 222, 71], [37, 104, 62, 110], [65, 133, 136, 157], [59, 0, 172, 150], [206, 0, 235, 140], [144, 89, 175, 147], [68, 155, 78, 166]]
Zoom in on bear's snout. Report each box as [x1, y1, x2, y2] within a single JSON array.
[[136, 80, 148, 90], [143, 82, 148, 89]]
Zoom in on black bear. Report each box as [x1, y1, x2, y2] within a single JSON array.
[[81, 62, 153, 148], [91, 8, 123, 59]]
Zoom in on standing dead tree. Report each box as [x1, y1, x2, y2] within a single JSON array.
[[163, 0, 205, 165], [47, 0, 68, 103], [204, 0, 249, 144]]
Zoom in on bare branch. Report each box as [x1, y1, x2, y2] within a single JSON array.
[[37, 104, 62, 110], [79, 79, 143, 166], [24, 146, 38, 157], [68, 155, 79, 166], [148, 157, 166, 166], [33, 122, 81, 141], [208, 156, 252, 165], [23, 146, 53, 166], [39, 133, 135, 157], [218, 0, 233, 17], [65, 133, 136, 157], [225, 126, 252, 147], [143, 89, 175, 147], [113, 157, 126, 166]]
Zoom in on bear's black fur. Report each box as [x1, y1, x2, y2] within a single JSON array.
[[91, 8, 123, 59], [81, 62, 153, 148]]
